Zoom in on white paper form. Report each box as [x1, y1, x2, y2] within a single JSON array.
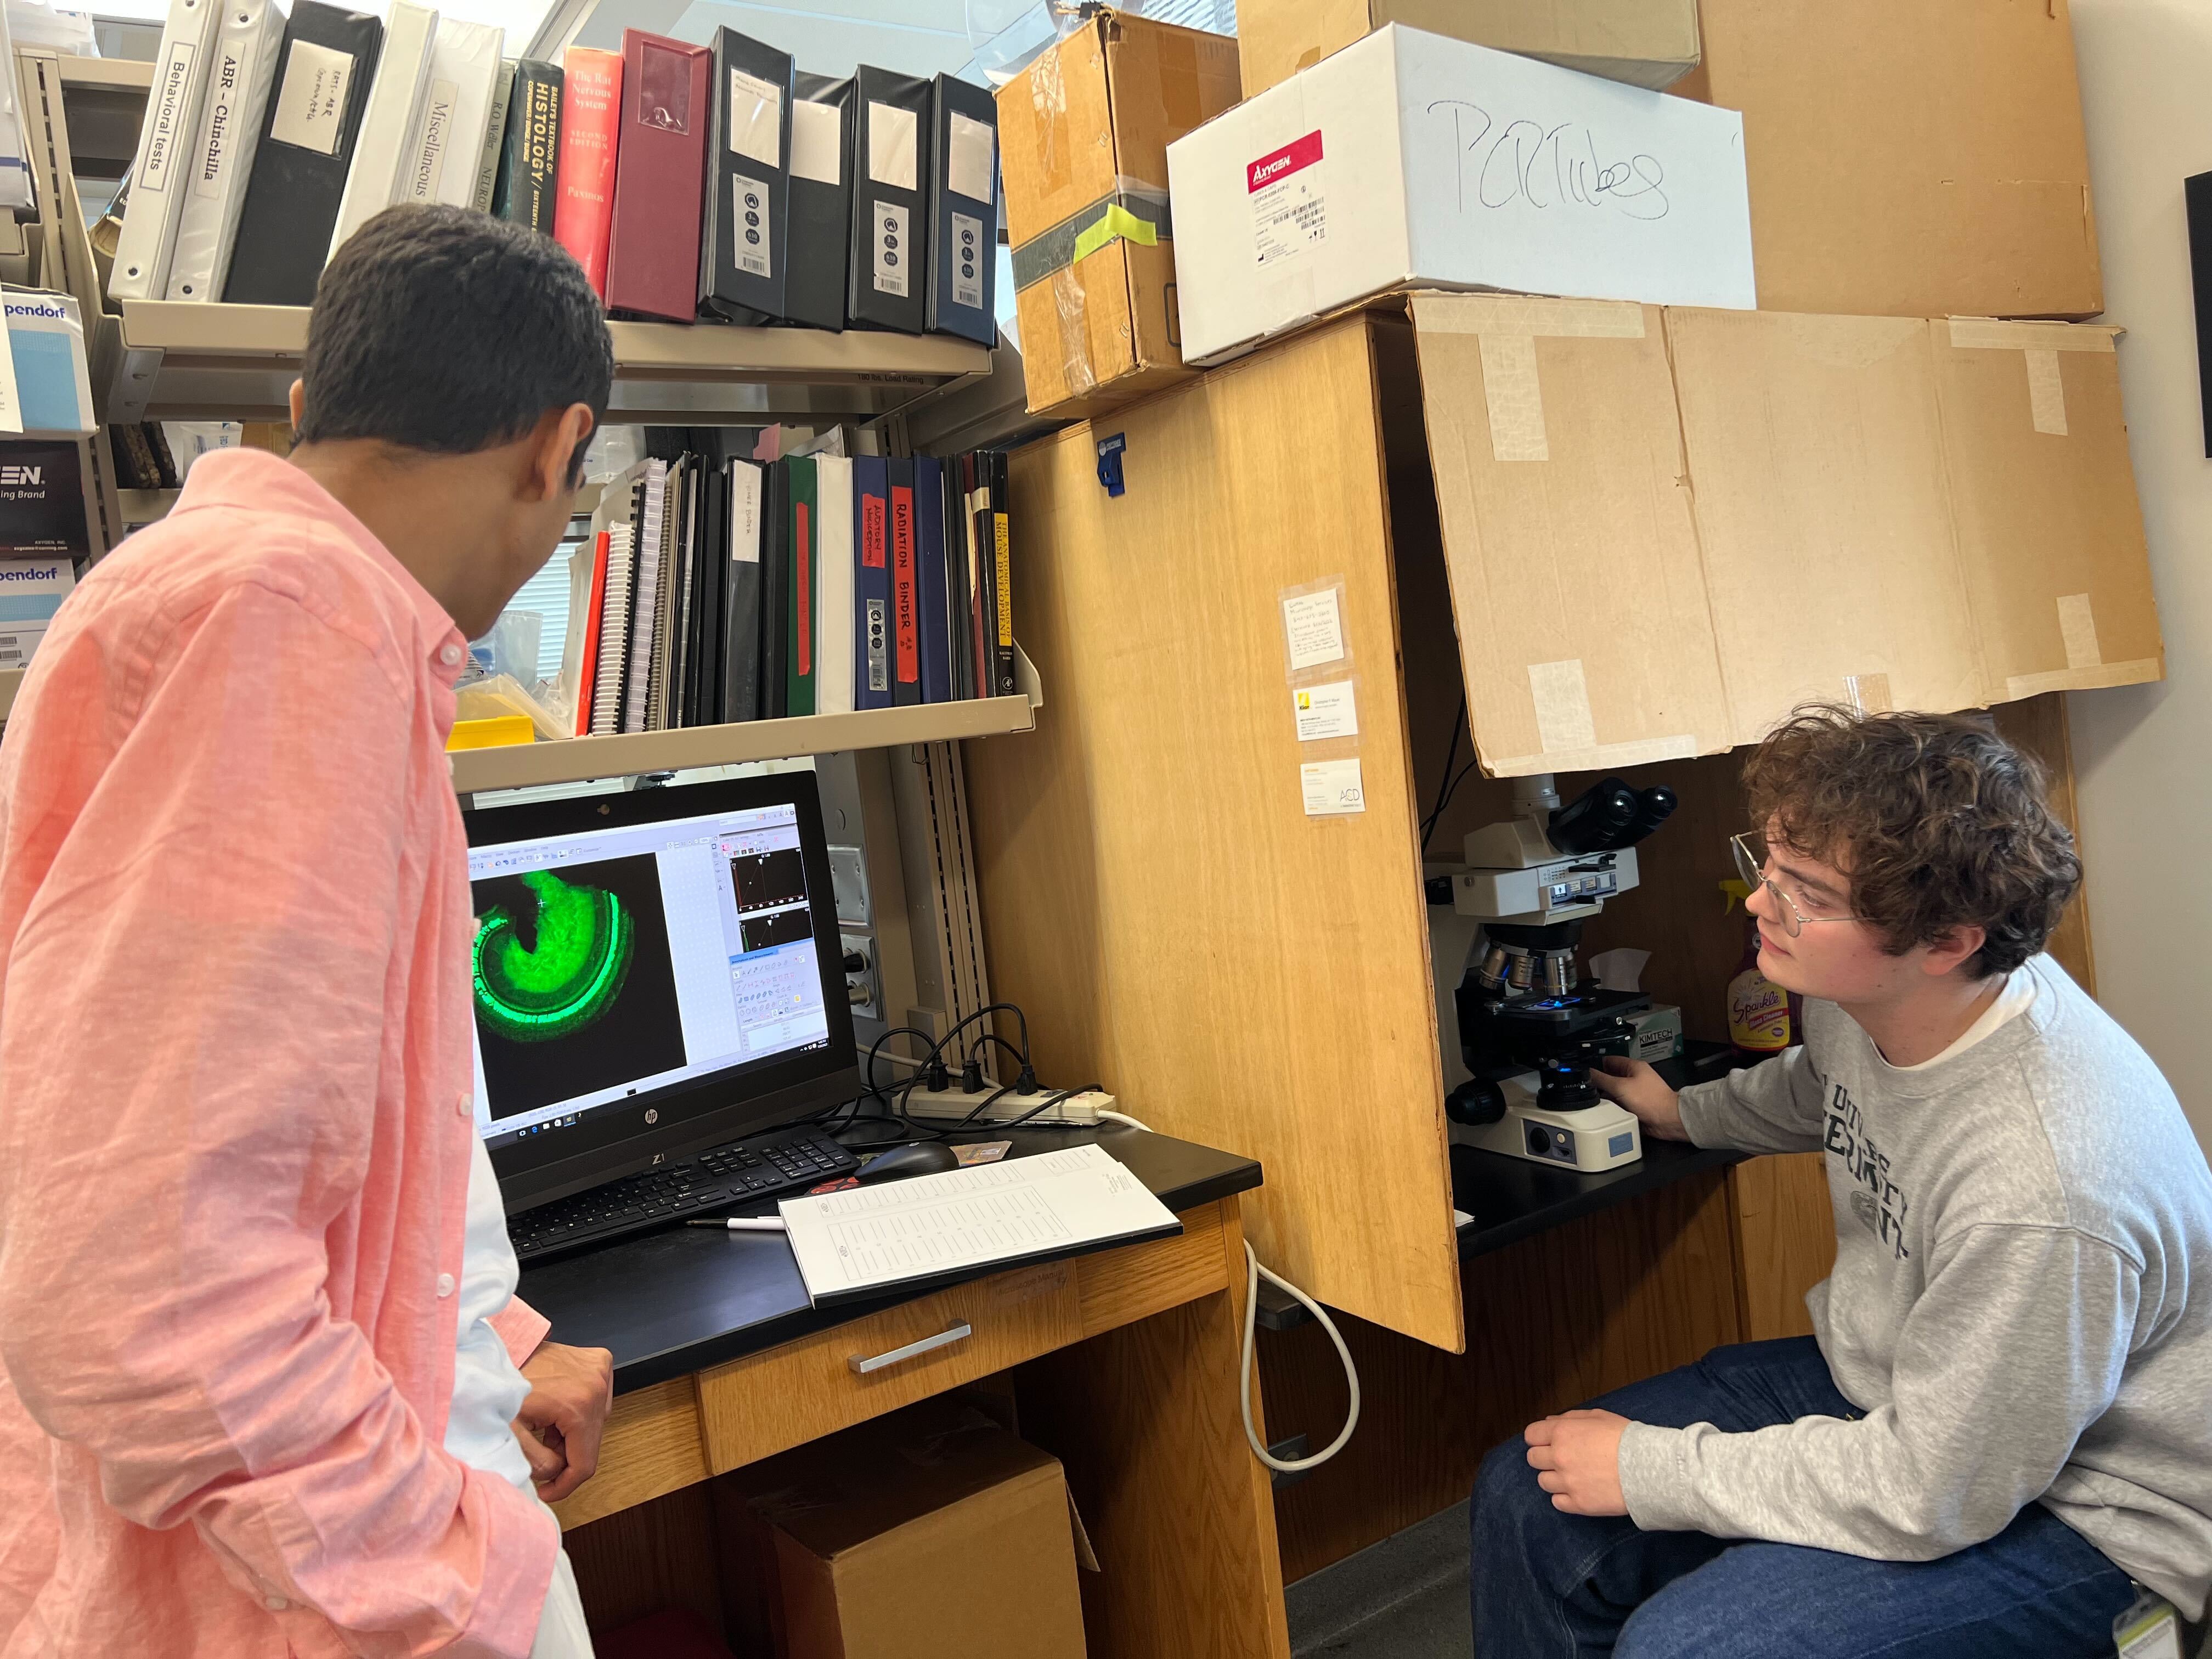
[[779, 1143, 1181, 1304]]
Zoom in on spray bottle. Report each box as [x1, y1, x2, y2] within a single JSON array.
[[1720, 879, 1798, 1062]]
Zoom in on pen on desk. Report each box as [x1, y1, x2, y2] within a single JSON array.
[[688, 1216, 787, 1233]]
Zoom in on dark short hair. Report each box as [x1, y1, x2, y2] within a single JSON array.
[[298, 205, 612, 478], [1743, 705, 2081, 977]]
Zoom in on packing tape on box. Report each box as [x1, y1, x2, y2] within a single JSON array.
[[1011, 179, 1171, 291], [1841, 673, 1893, 716], [1410, 294, 1646, 464], [1491, 657, 1697, 775], [1945, 318, 2118, 440], [2002, 592, 2162, 698]]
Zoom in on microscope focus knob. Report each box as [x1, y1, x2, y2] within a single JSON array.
[[1445, 1077, 1506, 1127]]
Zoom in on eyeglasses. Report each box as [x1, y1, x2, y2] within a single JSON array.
[[1731, 832, 1866, 939]]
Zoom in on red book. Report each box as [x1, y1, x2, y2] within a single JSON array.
[[604, 30, 710, 321], [552, 47, 624, 300], [574, 530, 611, 736]]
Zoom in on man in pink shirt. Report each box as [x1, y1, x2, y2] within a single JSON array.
[[0, 206, 617, 1656]]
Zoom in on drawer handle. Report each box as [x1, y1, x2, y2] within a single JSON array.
[[848, 1322, 973, 1376]]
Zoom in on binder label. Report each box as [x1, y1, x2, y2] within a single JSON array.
[[639, 40, 696, 134], [861, 494, 885, 569], [891, 485, 917, 685], [410, 78, 459, 201], [732, 173, 773, 279], [728, 67, 782, 166], [1248, 129, 1327, 268], [867, 101, 917, 190], [792, 99, 842, 185], [865, 599, 888, 693], [194, 33, 251, 199], [947, 110, 995, 203], [730, 462, 761, 562], [951, 212, 984, 311], [142, 38, 200, 193], [269, 39, 356, 157], [871, 201, 910, 298]]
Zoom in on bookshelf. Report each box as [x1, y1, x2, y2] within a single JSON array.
[[449, 693, 1037, 794], [100, 302, 994, 426]]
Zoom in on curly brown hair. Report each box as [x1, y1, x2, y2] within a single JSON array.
[[1741, 706, 2081, 977]]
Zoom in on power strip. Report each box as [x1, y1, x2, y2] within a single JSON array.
[[900, 1085, 1117, 1126]]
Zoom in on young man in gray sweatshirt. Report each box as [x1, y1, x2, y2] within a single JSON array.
[[1471, 707, 2212, 1658]]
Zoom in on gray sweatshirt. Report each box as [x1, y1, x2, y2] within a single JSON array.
[[1618, 955, 2212, 1617]]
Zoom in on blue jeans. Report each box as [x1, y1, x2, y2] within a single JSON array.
[[1470, 1337, 2136, 1658]]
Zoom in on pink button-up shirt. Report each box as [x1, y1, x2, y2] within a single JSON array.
[[0, 449, 558, 1657]]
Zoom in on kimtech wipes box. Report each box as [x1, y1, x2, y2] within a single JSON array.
[[1165, 25, 1753, 367]]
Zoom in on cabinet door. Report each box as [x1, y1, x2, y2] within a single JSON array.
[[963, 317, 1466, 1351]]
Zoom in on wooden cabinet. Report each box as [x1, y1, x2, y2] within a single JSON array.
[[966, 308, 2115, 1353]]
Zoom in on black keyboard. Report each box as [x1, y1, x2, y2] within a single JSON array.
[[506, 1124, 860, 1262]]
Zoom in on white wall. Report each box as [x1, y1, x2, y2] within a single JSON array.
[[2066, 0, 2212, 1153]]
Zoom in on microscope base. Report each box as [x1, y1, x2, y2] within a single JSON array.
[[1449, 1082, 1643, 1172]]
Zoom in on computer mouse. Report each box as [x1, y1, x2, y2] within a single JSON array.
[[854, 1142, 963, 1184]]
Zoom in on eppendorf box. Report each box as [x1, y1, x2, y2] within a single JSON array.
[[1166, 24, 1754, 365]]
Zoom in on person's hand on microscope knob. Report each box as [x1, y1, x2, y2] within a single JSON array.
[[1588, 1057, 1688, 1141]]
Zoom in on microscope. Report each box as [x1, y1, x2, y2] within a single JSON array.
[[1426, 773, 1675, 1172]]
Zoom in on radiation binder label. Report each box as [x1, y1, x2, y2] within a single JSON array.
[[1249, 129, 1325, 268], [951, 212, 984, 309], [872, 200, 910, 297], [732, 173, 772, 279]]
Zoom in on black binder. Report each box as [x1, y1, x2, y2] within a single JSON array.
[[926, 75, 997, 345], [721, 459, 765, 724], [846, 67, 930, 335], [223, 2, 383, 304], [786, 72, 851, 332], [689, 459, 727, 726], [699, 27, 793, 325]]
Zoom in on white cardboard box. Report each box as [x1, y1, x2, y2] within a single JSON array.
[[1165, 24, 1754, 365]]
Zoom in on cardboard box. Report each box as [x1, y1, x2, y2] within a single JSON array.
[[1165, 27, 1754, 369], [1679, 0, 2100, 319], [726, 1403, 1089, 1659], [1238, 0, 1701, 99], [998, 11, 1241, 420], [1404, 293, 2160, 776]]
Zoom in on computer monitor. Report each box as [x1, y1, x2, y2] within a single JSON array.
[[462, 772, 859, 1213]]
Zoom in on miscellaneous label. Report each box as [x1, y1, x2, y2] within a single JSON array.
[[946, 109, 994, 202], [1609, 1132, 1635, 1158], [791, 98, 842, 185], [952, 1141, 1011, 1167], [871, 200, 910, 297], [0, 446, 83, 546], [951, 211, 984, 309], [140, 38, 199, 193], [867, 100, 917, 190], [1282, 587, 1345, 670], [1301, 758, 1365, 817], [993, 513, 1012, 648], [727, 66, 781, 164], [269, 38, 354, 156], [865, 596, 889, 692], [1249, 128, 1326, 268], [409, 77, 458, 200], [732, 173, 772, 278], [1292, 678, 1358, 742], [193, 33, 251, 199], [2115, 1599, 2183, 1659], [730, 462, 761, 562], [1727, 968, 1792, 1052]]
